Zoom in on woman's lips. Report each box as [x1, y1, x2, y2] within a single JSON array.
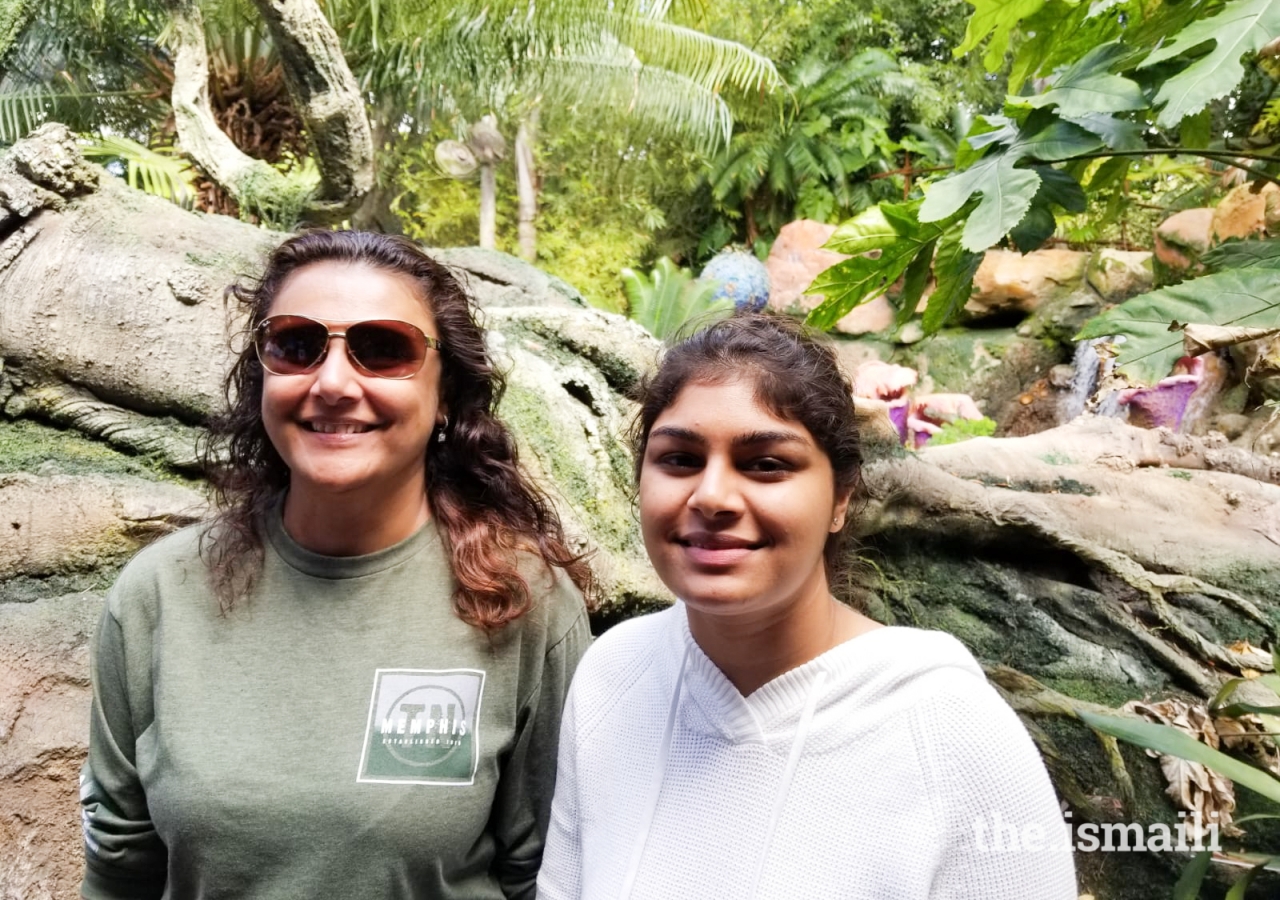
[[677, 533, 762, 567]]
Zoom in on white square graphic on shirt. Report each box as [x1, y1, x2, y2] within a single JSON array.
[[356, 668, 486, 785]]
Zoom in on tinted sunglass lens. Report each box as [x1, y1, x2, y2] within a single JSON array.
[[347, 322, 425, 377], [259, 319, 328, 374]]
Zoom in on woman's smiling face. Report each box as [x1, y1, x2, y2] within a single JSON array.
[[638, 377, 848, 623], [260, 260, 445, 507]]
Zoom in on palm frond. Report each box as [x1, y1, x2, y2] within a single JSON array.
[[0, 84, 54, 143], [538, 53, 733, 151], [80, 133, 197, 208], [708, 137, 772, 201], [783, 137, 825, 184], [604, 15, 780, 94]]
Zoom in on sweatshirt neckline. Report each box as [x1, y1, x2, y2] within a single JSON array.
[[675, 604, 909, 733], [264, 501, 442, 580]]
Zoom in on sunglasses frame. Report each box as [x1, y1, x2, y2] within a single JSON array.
[[254, 314, 443, 380]]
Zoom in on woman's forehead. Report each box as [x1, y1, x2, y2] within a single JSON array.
[[270, 261, 434, 327]]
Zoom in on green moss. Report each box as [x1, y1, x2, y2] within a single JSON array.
[[1039, 676, 1148, 708], [974, 474, 1098, 496], [929, 417, 997, 445], [892, 327, 1019, 393], [0, 418, 198, 484], [497, 383, 638, 553], [928, 604, 1003, 655], [0, 0, 33, 62], [1167, 469, 1193, 481], [0, 567, 120, 603], [234, 162, 318, 231]]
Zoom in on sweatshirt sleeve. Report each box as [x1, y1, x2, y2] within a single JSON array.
[[911, 682, 1078, 900], [80, 595, 167, 900], [491, 583, 591, 900], [533, 672, 582, 900]]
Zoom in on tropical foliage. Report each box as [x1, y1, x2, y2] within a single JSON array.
[[621, 257, 731, 340], [807, 0, 1280, 382], [687, 0, 995, 259], [1080, 650, 1280, 896]]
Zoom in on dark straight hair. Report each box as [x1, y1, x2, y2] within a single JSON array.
[[200, 230, 593, 628]]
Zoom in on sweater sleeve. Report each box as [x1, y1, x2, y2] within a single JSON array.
[[911, 681, 1078, 900], [533, 670, 582, 900], [491, 587, 591, 900], [80, 596, 167, 900]]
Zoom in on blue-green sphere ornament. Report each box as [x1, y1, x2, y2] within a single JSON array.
[[700, 249, 771, 311]]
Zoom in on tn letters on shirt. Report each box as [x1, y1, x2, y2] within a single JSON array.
[[357, 668, 486, 785]]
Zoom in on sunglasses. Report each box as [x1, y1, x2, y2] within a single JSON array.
[[254, 314, 443, 379]]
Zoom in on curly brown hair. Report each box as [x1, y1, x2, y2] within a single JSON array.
[[200, 230, 593, 629], [630, 311, 863, 581]]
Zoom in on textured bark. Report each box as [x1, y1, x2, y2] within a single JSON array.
[[162, 0, 372, 223], [247, 0, 373, 212], [857, 415, 1280, 697], [479, 164, 497, 250], [516, 112, 539, 262]]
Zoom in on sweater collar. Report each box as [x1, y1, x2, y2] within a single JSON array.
[[674, 603, 962, 742]]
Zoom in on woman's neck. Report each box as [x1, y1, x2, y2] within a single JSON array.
[[281, 481, 431, 556], [686, 590, 881, 696]]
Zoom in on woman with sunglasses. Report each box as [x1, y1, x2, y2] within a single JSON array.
[[537, 313, 1077, 899], [80, 231, 592, 900]]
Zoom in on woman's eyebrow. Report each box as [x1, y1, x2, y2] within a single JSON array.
[[649, 425, 702, 444], [732, 430, 808, 448], [648, 426, 808, 447]]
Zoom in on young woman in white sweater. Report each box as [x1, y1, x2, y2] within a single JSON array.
[[537, 313, 1078, 900]]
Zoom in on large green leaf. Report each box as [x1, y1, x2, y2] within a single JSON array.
[[806, 204, 953, 330], [1078, 710, 1280, 806], [1008, 0, 1131, 91], [920, 154, 1041, 251], [898, 238, 937, 325], [1202, 237, 1280, 271], [1075, 268, 1280, 384], [1140, 0, 1280, 128], [920, 111, 1101, 252], [1013, 119, 1104, 161], [922, 224, 984, 334], [1061, 112, 1146, 151], [955, 0, 1048, 71], [1020, 43, 1145, 117], [822, 204, 900, 255]]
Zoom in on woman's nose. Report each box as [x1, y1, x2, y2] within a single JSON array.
[[310, 336, 363, 401], [687, 458, 743, 516]]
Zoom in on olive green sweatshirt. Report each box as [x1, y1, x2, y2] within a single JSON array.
[[80, 510, 590, 900]]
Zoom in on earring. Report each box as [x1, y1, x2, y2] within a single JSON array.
[[436, 414, 449, 444]]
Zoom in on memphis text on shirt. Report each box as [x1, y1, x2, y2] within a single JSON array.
[[973, 809, 1224, 853], [379, 703, 469, 748]]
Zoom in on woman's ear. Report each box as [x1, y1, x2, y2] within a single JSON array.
[[830, 489, 854, 532]]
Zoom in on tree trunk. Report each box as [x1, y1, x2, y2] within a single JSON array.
[[515, 110, 539, 262], [479, 163, 497, 250], [161, 0, 372, 224], [350, 110, 405, 234], [247, 0, 373, 210]]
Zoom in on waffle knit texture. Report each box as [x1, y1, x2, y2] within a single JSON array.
[[538, 604, 1078, 900], [80, 510, 590, 900]]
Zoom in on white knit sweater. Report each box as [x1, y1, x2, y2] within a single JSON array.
[[538, 604, 1078, 900]]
